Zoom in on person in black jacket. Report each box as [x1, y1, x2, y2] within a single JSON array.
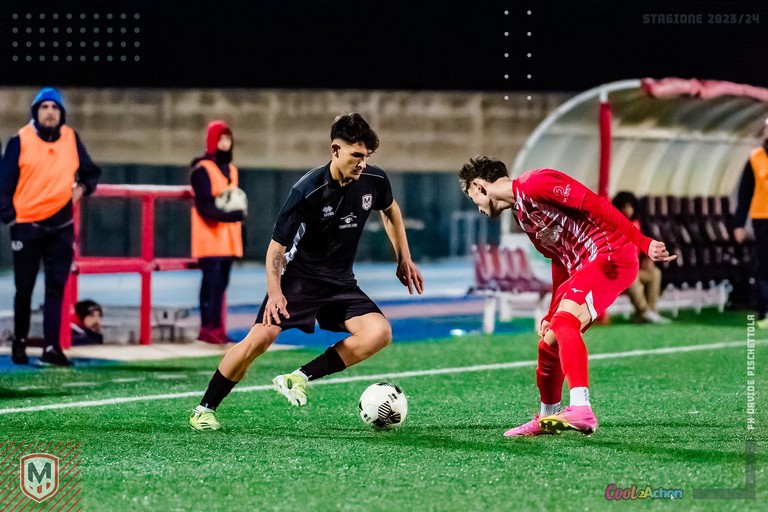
[[734, 120, 768, 329], [190, 113, 424, 431], [0, 87, 101, 366]]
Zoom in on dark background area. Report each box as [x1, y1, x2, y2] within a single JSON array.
[[0, 0, 763, 270], [0, 0, 765, 91]]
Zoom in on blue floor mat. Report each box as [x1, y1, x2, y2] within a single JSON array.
[[229, 314, 527, 348]]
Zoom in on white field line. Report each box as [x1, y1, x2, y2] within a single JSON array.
[[61, 382, 98, 388], [1, 339, 763, 415]]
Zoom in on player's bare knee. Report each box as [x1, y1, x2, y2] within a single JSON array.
[[240, 328, 278, 360], [556, 300, 592, 327], [242, 340, 267, 361], [368, 323, 392, 349]]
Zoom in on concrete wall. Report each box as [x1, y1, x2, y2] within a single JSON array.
[[0, 88, 569, 171], [0, 88, 569, 270]]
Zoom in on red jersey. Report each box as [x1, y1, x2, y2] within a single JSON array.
[[512, 169, 652, 274]]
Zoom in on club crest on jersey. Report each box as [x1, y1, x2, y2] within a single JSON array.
[[362, 194, 373, 211], [339, 213, 358, 229], [553, 184, 571, 203], [322, 205, 334, 218]]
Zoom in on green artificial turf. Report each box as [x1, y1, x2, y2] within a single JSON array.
[[1, 310, 765, 511]]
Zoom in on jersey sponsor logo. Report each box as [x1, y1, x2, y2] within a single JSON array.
[[11, 240, 23, 251], [322, 205, 334, 218], [528, 211, 546, 228], [553, 184, 571, 203], [362, 194, 372, 211], [339, 213, 358, 229], [535, 224, 563, 246]]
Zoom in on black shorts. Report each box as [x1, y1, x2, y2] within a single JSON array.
[[255, 272, 383, 334]]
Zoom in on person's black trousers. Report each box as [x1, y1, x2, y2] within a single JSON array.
[[198, 257, 233, 328], [11, 222, 74, 349], [753, 219, 768, 319]]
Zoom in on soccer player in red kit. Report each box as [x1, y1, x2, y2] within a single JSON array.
[[458, 156, 676, 436]]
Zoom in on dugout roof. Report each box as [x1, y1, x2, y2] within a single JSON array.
[[510, 78, 768, 198]]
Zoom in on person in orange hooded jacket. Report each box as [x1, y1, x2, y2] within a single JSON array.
[[190, 121, 245, 344]]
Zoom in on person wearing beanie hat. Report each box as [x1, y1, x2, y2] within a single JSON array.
[[190, 120, 245, 344], [0, 87, 101, 366], [70, 299, 104, 345]]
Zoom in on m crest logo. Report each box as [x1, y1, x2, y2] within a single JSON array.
[[362, 194, 372, 211], [20, 453, 59, 503]]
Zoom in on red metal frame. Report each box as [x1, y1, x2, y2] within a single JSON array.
[[598, 100, 612, 198], [60, 184, 197, 348]]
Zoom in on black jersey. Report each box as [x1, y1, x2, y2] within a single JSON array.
[[272, 162, 393, 283]]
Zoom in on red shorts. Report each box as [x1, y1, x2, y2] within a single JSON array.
[[552, 252, 638, 327]]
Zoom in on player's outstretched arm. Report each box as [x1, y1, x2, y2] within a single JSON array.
[[380, 200, 424, 295], [647, 240, 677, 262], [263, 240, 291, 325]]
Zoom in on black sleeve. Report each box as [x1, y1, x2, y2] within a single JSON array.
[[74, 132, 101, 195], [374, 172, 394, 210], [190, 166, 244, 222], [734, 160, 755, 228], [0, 136, 20, 224], [271, 186, 305, 246]]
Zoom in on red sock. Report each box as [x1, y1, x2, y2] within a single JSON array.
[[550, 311, 589, 388], [536, 340, 564, 405]]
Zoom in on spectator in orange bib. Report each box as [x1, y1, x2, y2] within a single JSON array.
[[190, 121, 246, 344], [0, 87, 101, 366], [734, 119, 768, 330]]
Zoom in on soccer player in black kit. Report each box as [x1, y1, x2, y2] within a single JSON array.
[[190, 113, 424, 430]]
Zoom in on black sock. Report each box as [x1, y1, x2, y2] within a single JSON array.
[[200, 369, 238, 410], [299, 345, 347, 381]]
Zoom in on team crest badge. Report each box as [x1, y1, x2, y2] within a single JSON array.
[[20, 453, 59, 503], [362, 194, 372, 211]]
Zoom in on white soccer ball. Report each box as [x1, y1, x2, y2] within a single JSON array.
[[358, 382, 408, 429], [215, 187, 248, 213]]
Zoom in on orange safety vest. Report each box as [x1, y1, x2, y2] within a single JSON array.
[[14, 124, 79, 223], [749, 147, 768, 219], [191, 159, 243, 258]]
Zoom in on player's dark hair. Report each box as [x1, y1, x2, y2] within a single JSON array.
[[458, 156, 509, 195], [612, 191, 639, 220], [331, 113, 379, 152]]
